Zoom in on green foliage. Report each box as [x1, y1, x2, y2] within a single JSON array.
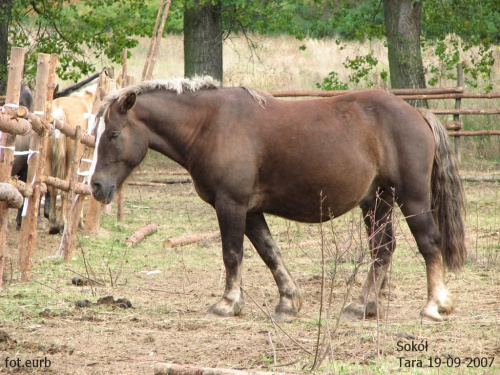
[[422, 0, 498, 91], [343, 50, 379, 87], [316, 71, 348, 91], [316, 48, 386, 90], [5, 0, 162, 83]]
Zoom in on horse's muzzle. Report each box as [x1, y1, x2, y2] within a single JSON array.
[[91, 181, 115, 204]]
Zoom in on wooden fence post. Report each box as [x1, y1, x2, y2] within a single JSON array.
[[0, 47, 25, 286], [59, 126, 84, 262], [17, 53, 54, 281], [83, 72, 115, 234], [454, 63, 463, 161]]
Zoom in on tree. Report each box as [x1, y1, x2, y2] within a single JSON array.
[[382, 0, 427, 106], [0, 0, 13, 93], [184, 0, 223, 81]]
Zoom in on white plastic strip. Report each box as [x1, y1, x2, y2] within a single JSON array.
[[86, 114, 97, 134], [87, 117, 105, 183], [21, 174, 37, 217], [21, 197, 29, 216], [13, 150, 39, 163], [2, 103, 19, 113], [77, 169, 91, 177]]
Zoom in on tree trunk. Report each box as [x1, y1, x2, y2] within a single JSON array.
[[382, 0, 427, 107], [183, 0, 223, 81], [0, 0, 13, 93]]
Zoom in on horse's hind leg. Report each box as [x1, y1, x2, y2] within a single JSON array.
[[245, 212, 302, 321], [399, 198, 452, 321], [350, 189, 395, 319]]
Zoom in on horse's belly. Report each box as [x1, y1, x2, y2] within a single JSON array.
[[252, 182, 373, 223]]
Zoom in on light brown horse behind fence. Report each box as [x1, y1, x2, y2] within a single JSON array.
[[90, 77, 466, 322], [48, 90, 94, 234]]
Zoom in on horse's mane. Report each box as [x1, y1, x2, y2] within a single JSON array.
[[99, 76, 267, 115]]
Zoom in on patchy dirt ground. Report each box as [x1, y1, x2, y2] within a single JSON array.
[[1, 157, 499, 374]]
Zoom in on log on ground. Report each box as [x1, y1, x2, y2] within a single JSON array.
[[127, 178, 192, 186], [164, 231, 220, 248], [154, 362, 297, 375], [125, 222, 158, 248]]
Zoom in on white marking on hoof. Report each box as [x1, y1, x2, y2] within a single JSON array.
[[421, 302, 443, 322], [436, 285, 454, 314]]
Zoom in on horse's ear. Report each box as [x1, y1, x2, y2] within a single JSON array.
[[52, 84, 59, 98], [117, 92, 136, 113], [99, 87, 107, 100]]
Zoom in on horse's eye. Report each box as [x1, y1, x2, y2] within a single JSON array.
[[110, 131, 120, 139]]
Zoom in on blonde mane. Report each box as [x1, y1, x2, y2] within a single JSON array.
[[99, 76, 268, 116]]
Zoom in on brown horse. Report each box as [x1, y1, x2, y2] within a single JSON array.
[[90, 77, 466, 322]]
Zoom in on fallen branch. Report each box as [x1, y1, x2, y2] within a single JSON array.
[[134, 170, 189, 176], [154, 363, 297, 375], [125, 222, 158, 248], [164, 231, 219, 248], [127, 178, 192, 187], [151, 178, 192, 184]]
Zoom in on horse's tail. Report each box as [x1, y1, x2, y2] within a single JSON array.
[[50, 105, 68, 181], [417, 108, 466, 272]]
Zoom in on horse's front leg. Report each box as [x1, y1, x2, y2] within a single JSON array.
[[208, 198, 247, 317]]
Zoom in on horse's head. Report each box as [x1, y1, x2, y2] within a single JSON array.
[[90, 92, 148, 204]]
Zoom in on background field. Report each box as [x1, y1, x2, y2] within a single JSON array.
[[1, 35, 499, 374]]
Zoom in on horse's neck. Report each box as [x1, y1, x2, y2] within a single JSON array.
[[139, 92, 208, 169]]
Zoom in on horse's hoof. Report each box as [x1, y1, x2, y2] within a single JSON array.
[[421, 302, 450, 322], [275, 290, 302, 318], [364, 300, 385, 318], [208, 297, 244, 317], [342, 300, 385, 320], [272, 312, 296, 323], [49, 227, 60, 235]]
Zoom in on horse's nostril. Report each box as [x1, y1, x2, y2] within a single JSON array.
[[91, 182, 102, 195]]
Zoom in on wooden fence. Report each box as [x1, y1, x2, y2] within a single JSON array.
[[0, 48, 110, 284]]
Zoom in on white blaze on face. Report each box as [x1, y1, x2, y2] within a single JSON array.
[[88, 116, 106, 183]]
